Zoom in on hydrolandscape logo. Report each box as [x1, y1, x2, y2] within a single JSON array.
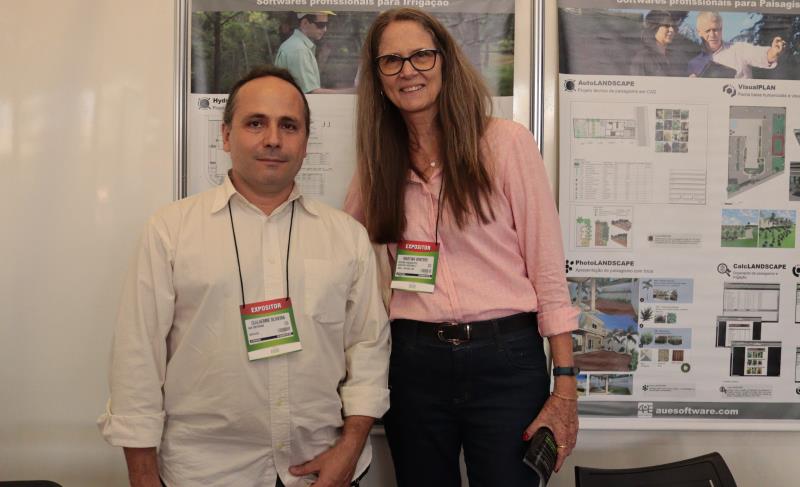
[[722, 84, 737, 97], [563, 79, 576, 92]]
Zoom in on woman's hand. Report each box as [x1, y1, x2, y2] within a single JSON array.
[[522, 392, 579, 473]]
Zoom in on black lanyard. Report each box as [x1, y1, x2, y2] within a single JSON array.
[[434, 178, 444, 244], [228, 199, 295, 307]]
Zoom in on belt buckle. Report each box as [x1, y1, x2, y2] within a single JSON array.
[[437, 322, 470, 345]]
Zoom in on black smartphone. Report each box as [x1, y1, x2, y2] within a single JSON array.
[[523, 426, 558, 486]]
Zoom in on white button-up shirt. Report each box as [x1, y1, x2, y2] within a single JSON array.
[[98, 177, 390, 487]]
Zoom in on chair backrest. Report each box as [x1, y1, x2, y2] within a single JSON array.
[[574, 451, 737, 487], [0, 482, 63, 487]]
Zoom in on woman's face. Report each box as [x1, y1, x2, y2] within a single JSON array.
[[654, 24, 675, 46], [377, 20, 443, 119]]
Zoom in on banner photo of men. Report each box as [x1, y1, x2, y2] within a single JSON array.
[[559, 4, 799, 80], [557, 0, 800, 430], [185, 0, 516, 203]]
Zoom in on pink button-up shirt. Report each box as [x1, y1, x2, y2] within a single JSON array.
[[345, 118, 578, 337]]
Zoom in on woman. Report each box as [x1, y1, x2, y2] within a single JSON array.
[[630, 10, 685, 77], [344, 8, 579, 487]]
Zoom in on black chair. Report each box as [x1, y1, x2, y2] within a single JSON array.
[[574, 451, 737, 487], [0, 482, 63, 487]]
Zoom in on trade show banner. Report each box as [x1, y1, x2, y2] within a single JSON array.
[[184, 0, 516, 205], [557, 0, 800, 428]]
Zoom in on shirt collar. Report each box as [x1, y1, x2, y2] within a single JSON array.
[[210, 173, 319, 217], [293, 29, 315, 49], [406, 166, 442, 185]]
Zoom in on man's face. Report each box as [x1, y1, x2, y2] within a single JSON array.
[[301, 14, 329, 41], [222, 76, 308, 201], [697, 18, 723, 52]]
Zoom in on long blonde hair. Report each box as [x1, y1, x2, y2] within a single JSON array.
[[356, 8, 494, 244]]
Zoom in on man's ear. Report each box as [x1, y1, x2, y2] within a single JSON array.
[[221, 123, 231, 153]]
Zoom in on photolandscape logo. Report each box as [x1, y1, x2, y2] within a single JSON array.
[[565, 259, 635, 274]]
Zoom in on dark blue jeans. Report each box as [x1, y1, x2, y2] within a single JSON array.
[[384, 317, 550, 487]]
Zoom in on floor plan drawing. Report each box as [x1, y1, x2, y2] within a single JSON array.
[[574, 118, 636, 139], [727, 106, 786, 198]]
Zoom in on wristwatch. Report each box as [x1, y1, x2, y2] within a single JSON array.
[[552, 366, 580, 377]]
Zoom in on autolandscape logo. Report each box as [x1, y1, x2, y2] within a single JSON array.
[[575, 80, 635, 87]]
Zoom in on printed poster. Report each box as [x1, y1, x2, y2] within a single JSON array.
[[558, 0, 800, 428], [185, 0, 516, 206]]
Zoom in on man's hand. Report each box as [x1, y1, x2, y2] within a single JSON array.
[[123, 447, 161, 487], [289, 416, 374, 487], [768, 36, 786, 63]]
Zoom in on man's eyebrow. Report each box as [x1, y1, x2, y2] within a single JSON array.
[[242, 112, 266, 120], [279, 115, 301, 125]]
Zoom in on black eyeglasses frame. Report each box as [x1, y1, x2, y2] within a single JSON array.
[[374, 48, 440, 76]]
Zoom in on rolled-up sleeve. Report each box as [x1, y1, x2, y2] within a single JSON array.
[[502, 123, 579, 337], [97, 214, 175, 447], [339, 223, 390, 419]]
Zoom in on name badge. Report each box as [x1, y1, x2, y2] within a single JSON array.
[[391, 240, 439, 293], [240, 298, 302, 360]]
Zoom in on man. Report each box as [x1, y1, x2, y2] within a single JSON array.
[[688, 11, 786, 78], [275, 11, 347, 94], [98, 65, 390, 487]]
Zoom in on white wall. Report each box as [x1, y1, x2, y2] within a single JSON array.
[[0, 1, 174, 485], [1, 1, 796, 486]]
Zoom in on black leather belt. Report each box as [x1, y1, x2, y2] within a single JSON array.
[[392, 312, 536, 345]]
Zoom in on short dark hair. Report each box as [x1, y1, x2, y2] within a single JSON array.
[[644, 10, 675, 31], [222, 65, 311, 135]]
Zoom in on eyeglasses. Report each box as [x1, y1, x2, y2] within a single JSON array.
[[311, 21, 328, 29], [375, 49, 440, 76]]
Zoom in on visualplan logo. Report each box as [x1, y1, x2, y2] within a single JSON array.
[[565, 260, 574, 274], [722, 84, 737, 97]]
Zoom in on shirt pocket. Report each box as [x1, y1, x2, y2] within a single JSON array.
[[302, 258, 349, 325]]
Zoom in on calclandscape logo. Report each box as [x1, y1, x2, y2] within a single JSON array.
[[717, 261, 794, 278], [732, 263, 786, 270]]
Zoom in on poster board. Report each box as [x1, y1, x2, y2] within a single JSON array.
[[556, 0, 800, 430], [178, 0, 530, 205]]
